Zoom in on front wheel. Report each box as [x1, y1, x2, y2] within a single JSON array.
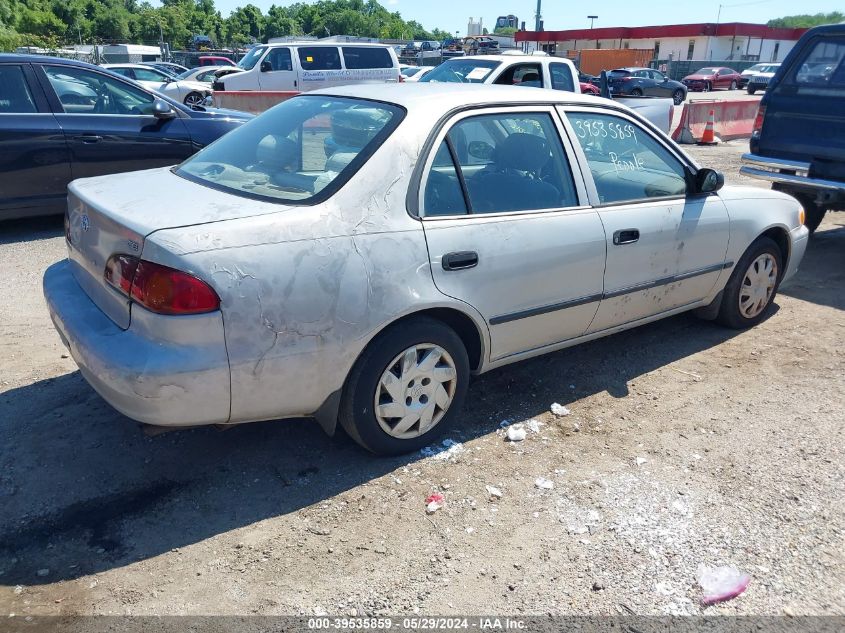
[[716, 237, 783, 329], [673, 89, 685, 105], [747, 85, 756, 95], [183, 91, 205, 108], [339, 317, 470, 455], [630, 88, 643, 96]]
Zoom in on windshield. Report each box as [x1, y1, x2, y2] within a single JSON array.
[[238, 46, 267, 71], [421, 59, 501, 83], [176, 69, 195, 81], [177, 96, 404, 204]]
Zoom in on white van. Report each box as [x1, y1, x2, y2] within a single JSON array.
[[213, 42, 400, 92]]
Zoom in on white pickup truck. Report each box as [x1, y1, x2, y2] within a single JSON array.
[[419, 55, 675, 134]]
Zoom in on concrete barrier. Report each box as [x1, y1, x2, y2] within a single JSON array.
[[213, 91, 300, 114], [671, 99, 761, 144]]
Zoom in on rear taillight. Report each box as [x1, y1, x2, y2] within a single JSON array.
[[104, 255, 220, 315], [752, 105, 766, 137]]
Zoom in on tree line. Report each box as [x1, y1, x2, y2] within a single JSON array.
[[766, 12, 844, 28], [0, 0, 453, 51]]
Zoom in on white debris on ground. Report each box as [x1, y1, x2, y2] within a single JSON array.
[[550, 403, 571, 416], [505, 425, 527, 442], [636, 456, 648, 466], [485, 485, 503, 499], [525, 419, 544, 434], [420, 439, 465, 461], [697, 565, 751, 605], [534, 477, 554, 490]]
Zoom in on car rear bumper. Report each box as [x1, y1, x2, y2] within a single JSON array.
[[740, 153, 845, 193], [43, 259, 231, 427]]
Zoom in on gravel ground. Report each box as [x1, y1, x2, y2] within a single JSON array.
[[0, 141, 843, 617]]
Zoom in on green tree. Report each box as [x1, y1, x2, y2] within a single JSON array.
[[767, 12, 844, 28]]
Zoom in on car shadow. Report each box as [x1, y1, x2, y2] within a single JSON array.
[[0, 308, 755, 586], [778, 223, 845, 311], [0, 215, 63, 246]]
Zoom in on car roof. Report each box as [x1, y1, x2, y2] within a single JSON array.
[[263, 41, 392, 48], [0, 53, 105, 69], [308, 82, 608, 110], [101, 63, 159, 68]]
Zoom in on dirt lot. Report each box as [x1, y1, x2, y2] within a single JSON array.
[[0, 141, 843, 617]]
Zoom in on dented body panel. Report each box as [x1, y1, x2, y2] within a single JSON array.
[[43, 84, 808, 430]]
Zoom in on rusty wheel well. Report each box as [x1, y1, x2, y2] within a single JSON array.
[[390, 308, 485, 371], [761, 227, 790, 270]]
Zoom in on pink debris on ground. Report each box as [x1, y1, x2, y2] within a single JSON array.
[[425, 493, 445, 514], [697, 564, 751, 605]]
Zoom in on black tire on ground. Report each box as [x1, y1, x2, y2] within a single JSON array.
[[730, 80, 737, 90], [705, 81, 712, 92], [338, 316, 470, 456], [715, 236, 783, 329], [747, 85, 756, 95], [630, 88, 643, 96], [673, 89, 685, 105]]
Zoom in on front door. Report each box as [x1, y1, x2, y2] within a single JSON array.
[[0, 62, 71, 217], [418, 107, 606, 361], [560, 108, 730, 332], [258, 47, 297, 90], [37, 65, 193, 181]]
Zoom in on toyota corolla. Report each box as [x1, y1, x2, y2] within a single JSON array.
[[44, 84, 808, 455]]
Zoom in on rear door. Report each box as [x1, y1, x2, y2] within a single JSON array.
[[755, 32, 845, 173], [0, 62, 71, 218], [418, 106, 606, 361], [36, 64, 193, 181], [296, 46, 344, 90]]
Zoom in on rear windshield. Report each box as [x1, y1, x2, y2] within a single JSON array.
[[608, 70, 631, 76], [789, 37, 845, 87], [342, 46, 393, 69], [420, 59, 501, 83], [696, 68, 718, 74], [176, 96, 404, 204]]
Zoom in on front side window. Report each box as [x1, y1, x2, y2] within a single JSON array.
[[44, 66, 155, 115], [420, 59, 501, 83], [495, 63, 543, 87], [550, 63, 574, 92], [566, 111, 687, 204], [266, 47, 293, 71], [342, 47, 393, 70], [177, 96, 404, 204], [423, 112, 578, 215], [0, 66, 37, 113], [791, 37, 845, 87], [298, 47, 342, 71], [237, 46, 267, 71]]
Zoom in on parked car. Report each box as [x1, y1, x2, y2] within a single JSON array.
[[212, 42, 400, 92], [189, 34, 214, 51], [463, 36, 499, 55], [176, 65, 243, 84], [420, 56, 675, 133], [682, 66, 742, 91], [102, 63, 212, 108], [401, 65, 434, 82], [745, 63, 781, 94], [199, 55, 235, 67], [580, 81, 600, 95], [741, 23, 845, 232], [44, 84, 808, 455], [739, 62, 778, 88], [0, 55, 250, 221], [146, 61, 189, 76], [604, 67, 688, 105]]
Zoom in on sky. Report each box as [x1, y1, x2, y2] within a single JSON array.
[[201, 0, 845, 35]]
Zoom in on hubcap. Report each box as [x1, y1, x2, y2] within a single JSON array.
[[374, 344, 457, 439], [186, 94, 202, 106], [739, 253, 778, 318]]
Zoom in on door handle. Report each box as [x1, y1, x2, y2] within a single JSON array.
[[613, 229, 640, 245], [442, 251, 478, 271], [77, 134, 103, 144]]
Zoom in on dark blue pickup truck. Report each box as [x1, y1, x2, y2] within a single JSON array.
[[741, 24, 845, 232]]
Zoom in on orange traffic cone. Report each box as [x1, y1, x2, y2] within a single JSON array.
[[698, 110, 718, 145]]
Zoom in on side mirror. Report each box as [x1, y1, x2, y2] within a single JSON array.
[[696, 168, 724, 193], [260, 60, 272, 72], [152, 98, 176, 120], [468, 141, 494, 161]]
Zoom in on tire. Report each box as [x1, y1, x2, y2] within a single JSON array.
[[747, 85, 756, 95], [672, 89, 685, 105], [716, 236, 783, 329], [630, 88, 643, 96], [183, 91, 205, 108], [704, 81, 712, 92], [339, 316, 470, 456], [730, 80, 737, 90]]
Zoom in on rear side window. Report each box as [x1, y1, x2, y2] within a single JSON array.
[[298, 47, 342, 71], [791, 37, 845, 87], [0, 66, 37, 113], [550, 63, 574, 92], [342, 47, 392, 69]]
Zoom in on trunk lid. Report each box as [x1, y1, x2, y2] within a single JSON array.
[[65, 166, 293, 329]]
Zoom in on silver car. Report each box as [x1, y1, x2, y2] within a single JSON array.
[[45, 84, 809, 455]]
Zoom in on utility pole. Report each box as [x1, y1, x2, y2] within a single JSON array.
[[534, 0, 542, 32]]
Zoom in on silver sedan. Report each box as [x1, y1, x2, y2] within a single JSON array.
[[44, 84, 809, 455]]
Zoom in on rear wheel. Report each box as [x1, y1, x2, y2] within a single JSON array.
[[672, 89, 685, 105], [339, 317, 470, 456], [183, 91, 205, 108], [716, 237, 783, 329], [730, 80, 737, 90], [630, 88, 643, 96], [705, 81, 712, 92]]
